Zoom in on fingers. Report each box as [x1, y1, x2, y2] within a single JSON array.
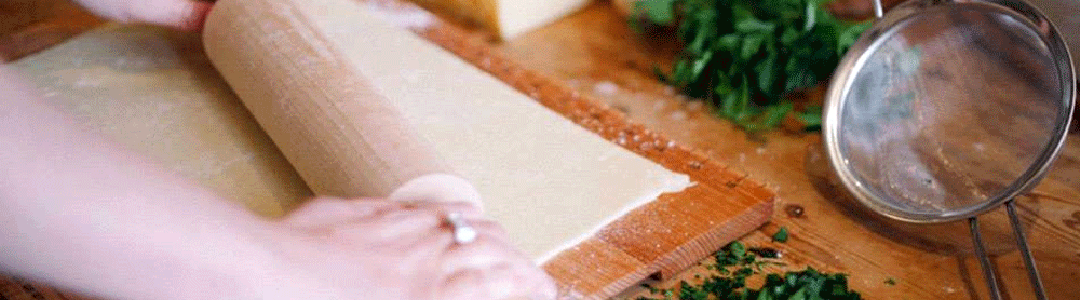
[[333, 207, 443, 239], [440, 235, 520, 272], [73, 0, 213, 31], [445, 219, 511, 249], [279, 195, 556, 300], [438, 221, 557, 300], [440, 262, 558, 300], [133, 0, 213, 31], [330, 203, 486, 247], [279, 197, 383, 230], [281, 197, 482, 231]]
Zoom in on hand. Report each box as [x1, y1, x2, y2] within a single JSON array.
[[0, 70, 554, 299], [71, 0, 212, 31], [252, 197, 558, 300]]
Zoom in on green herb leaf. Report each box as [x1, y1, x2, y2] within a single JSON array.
[[772, 227, 790, 243], [731, 241, 747, 258], [796, 107, 823, 128], [760, 101, 793, 130], [741, 33, 766, 61], [802, 0, 817, 31], [736, 17, 777, 33], [838, 22, 870, 52], [636, 0, 869, 132], [638, 0, 677, 25]]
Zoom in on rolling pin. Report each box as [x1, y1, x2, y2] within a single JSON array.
[[202, 0, 481, 206], [203, 1, 543, 298]]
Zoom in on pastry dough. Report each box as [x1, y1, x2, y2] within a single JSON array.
[[10, 25, 311, 217], [15, 0, 694, 262], [203, 0, 691, 260], [204, 0, 694, 261]]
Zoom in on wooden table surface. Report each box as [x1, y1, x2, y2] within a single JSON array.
[[2, 0, 1078, 299]]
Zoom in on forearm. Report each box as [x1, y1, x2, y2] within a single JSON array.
[[0, 68, 277, 299]]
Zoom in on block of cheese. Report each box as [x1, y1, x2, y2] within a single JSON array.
[[411, 0, 592, 39]]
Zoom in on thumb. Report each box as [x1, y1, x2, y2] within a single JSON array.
[[125, 0, 213, 31]]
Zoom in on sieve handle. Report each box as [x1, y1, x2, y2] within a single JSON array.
[[970, 201, 1049, 300]]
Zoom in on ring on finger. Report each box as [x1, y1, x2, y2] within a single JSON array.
[[445, 212, 478, 244]]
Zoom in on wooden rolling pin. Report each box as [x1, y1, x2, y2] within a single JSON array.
[[202, 0, 481, 205], [202, 2, 546, 299], [199, 1, 775, 299]]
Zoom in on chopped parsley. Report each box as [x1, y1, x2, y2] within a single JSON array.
[[772, 227, 789, 243], [636, 239, 861, 300], [634, 0, 870, 132]]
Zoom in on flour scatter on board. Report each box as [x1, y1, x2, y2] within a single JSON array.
[[594, 80, 621, 96]]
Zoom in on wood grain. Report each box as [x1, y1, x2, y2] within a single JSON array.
[[493, 3, 1080, 299], [203, 0, 457, 199], [1, 1, 772, 300], [202, 0, 773, 297], [3, 0, 1079, 299], [0, 0, 102, 62], [402, 2, 774, 290]]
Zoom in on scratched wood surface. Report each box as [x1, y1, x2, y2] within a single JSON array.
[[493, 4, 1080, 300], [3, 0, 1079, 299]]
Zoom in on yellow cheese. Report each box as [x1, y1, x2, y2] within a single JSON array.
[[415, 0, 592, 39]]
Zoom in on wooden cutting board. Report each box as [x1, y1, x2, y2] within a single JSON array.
[[2, 2, 773, 300], [8, 0, 1080, 300]]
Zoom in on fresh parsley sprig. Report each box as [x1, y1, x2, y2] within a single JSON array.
[[636, 0, 869, 132], [638, 241, 863, 300]]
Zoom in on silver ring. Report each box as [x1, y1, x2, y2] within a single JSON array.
[[445, 212, 477, 244]]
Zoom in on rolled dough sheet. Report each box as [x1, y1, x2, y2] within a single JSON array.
[[12, 1, 695, 262], [277, 1, 696, 261], [9, 25, 312, 217]]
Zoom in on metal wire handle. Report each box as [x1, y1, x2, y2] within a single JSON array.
[[967, 201, 1048, 300], [865, 1, 1047, 299]]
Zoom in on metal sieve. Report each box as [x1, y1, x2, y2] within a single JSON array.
[[823, 0, 1075, 299]]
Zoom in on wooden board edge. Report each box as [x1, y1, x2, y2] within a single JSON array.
[[541, 239, 652, 300], [598, 184, 775, 278], [0, 274, 90, 300], [0, 15, 104, 62], [3, 2, 776, 299], [407, 2, 774, 195], [653, 192, 774, 278], [399, 1, 779, 295]]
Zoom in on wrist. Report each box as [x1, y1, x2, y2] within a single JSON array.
[[222, 222, 344, 300], [204, 220, 294, 300]]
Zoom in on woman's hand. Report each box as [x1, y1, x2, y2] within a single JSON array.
[[0, 68, 554, 299], [71, 0, 212, 31], [253, 197, 558, 300]]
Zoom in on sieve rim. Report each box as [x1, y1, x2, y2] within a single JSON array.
[[822, 0, 1076, 223]]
